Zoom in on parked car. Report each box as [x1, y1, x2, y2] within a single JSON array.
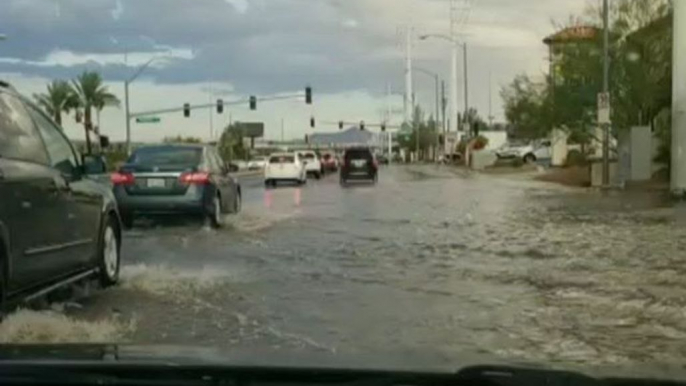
[[496, 140, 552, 163], [264, 152, 307, 187], [0, 84, 122, 308], [248, 156, 268, 170], [320, 152, 339, 173], [298, 151, 323, 179], [340, 147, 378, 185], [111, 145, 241, 229]]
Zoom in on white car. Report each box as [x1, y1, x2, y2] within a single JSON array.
[[496, 140, 552, 163], [248, 156, 268, 170], [264, 152, 307, 187], [298, 151, 322, 179]]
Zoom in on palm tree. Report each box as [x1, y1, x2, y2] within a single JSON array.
[[32, 80, 78, 127], [72, 71, 120, 153]]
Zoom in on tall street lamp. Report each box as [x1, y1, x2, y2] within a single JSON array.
[[419, 34, 468, 135], [124, 55, 166, 155]]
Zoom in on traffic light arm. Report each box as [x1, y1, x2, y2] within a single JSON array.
[[130, 93, 306, 119]]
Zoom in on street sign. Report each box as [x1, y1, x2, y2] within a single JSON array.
[[136, 116, 161, 124], [597, 92, 611, 124]]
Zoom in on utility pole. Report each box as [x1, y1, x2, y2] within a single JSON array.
[[602, 0, 610, 187], [281, 118, 285, 142], [488, 71, 494, 126], [463, 43, 470, 135], [208, 85, 214, 140], [405, 28, 414, 123], [442, 80, 448, 155], [124, 81, 131, 154], [672, 0, 686, 196]]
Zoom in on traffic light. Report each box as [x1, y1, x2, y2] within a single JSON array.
[[217, 99, 223, 114], [360, 121, 365, 131], [339, 121, 343, 130], [305, 86, 312, 104], [249, 96, 257, 110], [310, 116, 315, 128], [183, 103, 190, 118], [381, 123, 386, 132]]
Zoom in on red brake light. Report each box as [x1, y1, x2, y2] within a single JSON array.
[[179, 172, 210, 185], [111, 172, 135, 186]]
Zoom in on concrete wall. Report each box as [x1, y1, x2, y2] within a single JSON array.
[[481, 131, 508, 150], [630, 126, 652, 181]]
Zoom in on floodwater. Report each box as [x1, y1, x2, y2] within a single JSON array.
[[1, 165, 685, 376]]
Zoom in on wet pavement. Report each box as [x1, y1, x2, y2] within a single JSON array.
[[2, 165, 686, 374]]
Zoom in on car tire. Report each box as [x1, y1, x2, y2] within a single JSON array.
[[209, 194, 224, 229], [523, 154, 537, 163], [120, 211, 134, 230], [315, 172, 321, 180], [233, 193, 242, 214], [265, 179, 272, 188], [98, 215, 121, 288]]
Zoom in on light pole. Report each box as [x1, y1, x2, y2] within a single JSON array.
[[419, 34, 467, 136], [124, 56, 164, 155]]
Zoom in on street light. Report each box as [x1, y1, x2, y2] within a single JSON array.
[[124, 55, 167, 155], [419, 34, 468, 135]]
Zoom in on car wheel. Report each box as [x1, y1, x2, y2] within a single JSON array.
[[264, 179, 272, 188], [233, 193, 242, 214], [523, 154, 537, 164], [98, 215, 121, 287], [315, 172, 321, 180], [209, 194, 224, 228], [120, 211, 134, 230]]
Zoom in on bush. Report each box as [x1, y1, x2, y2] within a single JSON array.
[[511, 157, 524, 168], [565, 149, 588, 167]]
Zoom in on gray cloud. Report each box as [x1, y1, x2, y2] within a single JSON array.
[[0, 0, 582, 97]]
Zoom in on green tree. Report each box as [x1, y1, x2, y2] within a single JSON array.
[[32, 80, 78, 127], [218, 123, 248, 162], [501, 74, 552, 140], [71, 71, 120, 154]]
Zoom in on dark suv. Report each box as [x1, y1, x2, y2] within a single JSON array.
[[112, 145, 241, 228], [0, 83, 122, 310], [340, 147, 378, 185]]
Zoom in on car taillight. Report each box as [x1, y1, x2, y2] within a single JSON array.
[[179, 172, 210, 185], [111, 172, 135, 186]]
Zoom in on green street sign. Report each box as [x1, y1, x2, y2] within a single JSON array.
[[136, 117, 161, 124]]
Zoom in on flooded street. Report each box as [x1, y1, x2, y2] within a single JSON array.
[[2, 165, 686, 373]]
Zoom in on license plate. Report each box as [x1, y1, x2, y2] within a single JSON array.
[[352, 160, 367, 168], [147, 178, 166, 188]]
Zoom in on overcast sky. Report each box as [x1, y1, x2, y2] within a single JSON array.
[[0, 0, 586, 143]]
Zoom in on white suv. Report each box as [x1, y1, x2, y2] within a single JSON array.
[[298, 151, 322, 179], [264, 152, 307, 187]]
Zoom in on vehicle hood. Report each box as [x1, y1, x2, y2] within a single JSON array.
[[0, 344, 684, 381]]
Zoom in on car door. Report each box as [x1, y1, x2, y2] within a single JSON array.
[[535, 140, 552, 159], [27, 103, 96, 273], [0, 91, 67, 291], [208, 148, 235, 210]]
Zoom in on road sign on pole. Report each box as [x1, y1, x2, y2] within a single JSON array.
[[598, 92, 610, 124], [136, 117, 161, 124]]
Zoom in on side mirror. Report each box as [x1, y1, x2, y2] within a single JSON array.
[[99, 135, 111, 149], [82, 154, 107, 175]]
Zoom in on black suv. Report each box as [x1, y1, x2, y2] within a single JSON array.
[[0, 83, 122, 310], [340, 147, 378, 185]]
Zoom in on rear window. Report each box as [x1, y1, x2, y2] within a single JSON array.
[[270, 155, 294, 164], [345, 149, 372, 160], [301, 153, 316, 160], [129, 147, 202, 166]]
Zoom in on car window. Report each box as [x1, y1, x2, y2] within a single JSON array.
[[28, 106, 79, 176], [129, 147, 202, 166], [345, 149, 372, 160], [0, 93, 49, 164], [270, 155, 294, 164]]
